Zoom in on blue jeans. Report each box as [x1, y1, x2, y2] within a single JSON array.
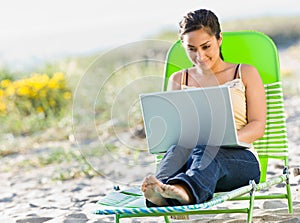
[[146, 145, 260, 207]]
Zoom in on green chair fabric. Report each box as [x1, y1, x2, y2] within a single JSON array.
[[94, 31, 293, 223]]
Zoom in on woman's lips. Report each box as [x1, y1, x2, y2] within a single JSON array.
[[196, 59, 209, 66]]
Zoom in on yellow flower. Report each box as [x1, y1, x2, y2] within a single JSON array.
[[32, 82, 46, 91], [5, 85, 15, 96], [48, 79, 59, 89], [49, 99, 56, 106], [17, 86, 30, 96], [49, 72, 66, 89], [52, 72, 65, 81], [36, 106, 44, 113], [30, 74, 49, 91], [39, 90, 47, 98], [0, 101, 6, 113], [63, 91, 72, 100], [0, 72, 70, 116], [1, 79, 11, 88]]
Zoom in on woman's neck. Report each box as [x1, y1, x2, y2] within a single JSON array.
[[210, 59, 228, 74]]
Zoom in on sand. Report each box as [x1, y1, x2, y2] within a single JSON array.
[[0, 93, 299, 223]]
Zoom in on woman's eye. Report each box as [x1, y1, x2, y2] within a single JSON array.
[[202, 45, 210, 50], [188, 48, 197, 52]]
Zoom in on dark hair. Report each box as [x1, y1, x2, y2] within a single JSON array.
[[179, 9, 223, 59]]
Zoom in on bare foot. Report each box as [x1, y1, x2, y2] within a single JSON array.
[[142, 175, 193, 205], [141, 175, 168, 206], [160, 183, 192, 205]]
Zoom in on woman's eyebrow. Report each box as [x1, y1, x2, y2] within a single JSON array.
[[187, 41, 210, 48]]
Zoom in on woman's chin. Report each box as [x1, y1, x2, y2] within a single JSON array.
[[196, 63, 211, 72]]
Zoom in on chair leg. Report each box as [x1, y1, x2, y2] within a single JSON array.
[[286, 183, 293, 213], [115, 214, 120, 223], [247, 180, 256, 223], [284, 167, 293, 213], [164, 215, 171, 223]]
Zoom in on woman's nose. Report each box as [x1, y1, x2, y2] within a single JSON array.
[[196, 49, 204, 60]]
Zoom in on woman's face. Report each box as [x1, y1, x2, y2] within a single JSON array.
[[182, 28, 222, 70]]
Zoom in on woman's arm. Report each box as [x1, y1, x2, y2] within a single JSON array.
[[237, 64, 267, 143]]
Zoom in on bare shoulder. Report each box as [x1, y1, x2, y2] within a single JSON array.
[[240, 64, 259, 76], [168, 70, 184, 90], [169, 70, 183, 82], [240, 64, 262, 86]]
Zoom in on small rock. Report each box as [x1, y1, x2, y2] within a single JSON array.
[[16, 217, 53, 223], [262, 200, 287, 209], [63, 213, 88, 223], [0, 193, 16, 202], [293, 167, 300, 176], [66, 213, 88, 219]]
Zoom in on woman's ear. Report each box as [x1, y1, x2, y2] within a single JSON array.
[[218, 32, 223, 46]]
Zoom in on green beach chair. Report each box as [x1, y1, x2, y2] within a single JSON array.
[[94, 31, 293, 223]]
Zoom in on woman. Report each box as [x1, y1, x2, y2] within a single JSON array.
[[141, 9, 266, 207]]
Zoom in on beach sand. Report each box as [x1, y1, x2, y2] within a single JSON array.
[[0, 93, 299, 223]]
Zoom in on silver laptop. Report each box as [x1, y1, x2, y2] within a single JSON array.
[[139, 85, 250, 154]]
